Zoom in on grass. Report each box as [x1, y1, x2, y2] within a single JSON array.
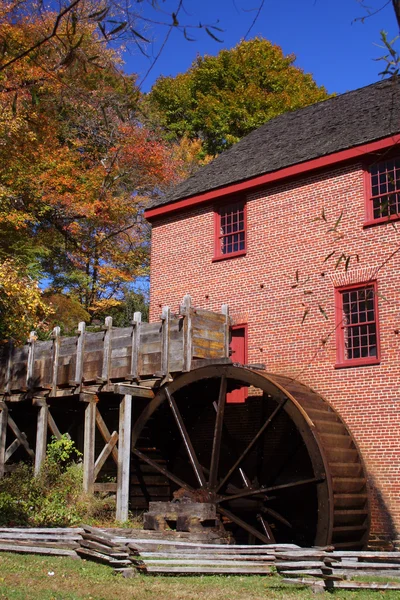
[[1, 554, 400, 600]]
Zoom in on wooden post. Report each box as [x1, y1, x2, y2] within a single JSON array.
[[34, 399, 48, 476], [101, 316, 113, 384], [74, 322, 86, 390], [51, 326, 60, 396], [181, 295, 193, 372], [116, 394, 132, 522], [0, 402, 8, 478], [26, 331, 36, 390], [130, 312, 141, 380], [221, 304, 230, 358], [161, 306, 171, 377], [82, 395, 97, 494]]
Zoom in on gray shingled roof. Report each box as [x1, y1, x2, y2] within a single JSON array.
[[150, 78, 400, 209]]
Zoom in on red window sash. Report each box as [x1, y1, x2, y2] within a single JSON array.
[[364, 158, 400, 226], [335, 281, 380, 368], [213, 200, 247, 261]]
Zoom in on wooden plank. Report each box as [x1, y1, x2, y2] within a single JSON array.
[[51, 327, 61, 396], [101, 317, 113, 383], [138, 552, 274, 561], [143, 559, 273, 566], [4, 340, 13, 394], [94, 482, 117, 492], [83, 398, 96, 493], [145, 566, 272, 574], [221, 304, 230, 357], [95, 408, 119, 466], [0, 403, 7, 477], [114, 383, 154, 399], [26, 332, 36, 389], [0, 527, 84, 534], [161, 306, 171, 376], [94, 430, 119, 479], [0, 543, 78, 557], [181, 295, 192, 372], [116, 395, 132, 522], [76, 547, 131, 566], [34, 402, 48, 475]]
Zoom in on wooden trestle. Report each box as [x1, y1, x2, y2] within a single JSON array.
[[0, 295, 230, 521]]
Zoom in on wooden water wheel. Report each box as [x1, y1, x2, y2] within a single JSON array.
[[131, 364, 369, 549]]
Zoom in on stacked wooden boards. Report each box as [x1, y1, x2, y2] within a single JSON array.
[[1, 526, 400, 590]]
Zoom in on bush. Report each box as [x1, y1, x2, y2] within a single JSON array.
[[0, 440, 115, 527]]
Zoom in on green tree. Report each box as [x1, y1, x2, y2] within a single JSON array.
[[147, 38, 330, 157]]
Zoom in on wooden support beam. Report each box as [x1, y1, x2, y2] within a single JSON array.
[[0, 403, 8, 478], [51, 327, 60, 397], [95, 407, 118, 465], [5, 438, 20, 462], [101, 317, 113, 384], [7, 415, 35, 459], [130, 312, 141, 380], [116, 395, 132, 522], [161, 306, 171, 377], [47, 411, 62, 441], [26, 331, 36, 390], [181, 295, 193, 372], [34, 402, 48, 475], [73, 322, 86, 389], [114, 383, 154, 399], [83, 397, 97, 494], [94, 430, 119, 479]]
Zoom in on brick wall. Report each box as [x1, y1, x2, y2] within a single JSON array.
[[149, 161, 400, 542]]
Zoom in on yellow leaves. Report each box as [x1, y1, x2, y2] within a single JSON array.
[[0, 259, 54, 344]]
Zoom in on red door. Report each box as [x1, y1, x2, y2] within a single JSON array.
[[227, 326, 247, 404]]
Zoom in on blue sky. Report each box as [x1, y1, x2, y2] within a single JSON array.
[[122, 0, 398, 94]]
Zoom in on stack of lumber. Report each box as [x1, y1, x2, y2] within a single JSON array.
[[125, 540, 298, 575], [0, 527, 82, 558], [76, 526, 133, 572], [276, 547, 400, 591]]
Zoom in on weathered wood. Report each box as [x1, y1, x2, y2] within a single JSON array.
[[101, 317, 113, 383], [34, 402, 48, 475], [161, 306, 171, 377], [26, 331, 36, 389], [0, 543, 78, 557], [4, 438, 20, 462], [73, 322, 86, 389], [138, 552, 274, 560], [76, 546, 131, 566], [130, 312, 141, 379], [51, 327, 61, 396], [221, 304, 230, 357], [116, 394, 132, 522], [47, 410, 62, 441], [94, 430, 119, 479], [181, 294, 193, 372], [145, 565, 272, 574], [0, 403, 7, 477], [114, 383, 154, 398], [7, 415, 35, 459], [83, 397, 97, 493], [95, 407, 119, 466], [94, 482, 117, 492]]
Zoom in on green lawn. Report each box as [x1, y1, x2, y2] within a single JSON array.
[[0, 553, 399, 600]]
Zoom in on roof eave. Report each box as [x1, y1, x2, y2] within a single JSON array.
[[144, 134, 400, 221]]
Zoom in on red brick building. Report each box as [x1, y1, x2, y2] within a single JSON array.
[[145, 79, 400, 547]]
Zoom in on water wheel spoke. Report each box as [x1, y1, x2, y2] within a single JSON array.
[[208, 375, 227, 490], [257, 514, 276, 543], [217, 476, 324, 503], [165, 387, 206, 487], [216, 397, 288, 492], [132, 447, 194, 492], [260, 506, 292, 529], [217, 506, 272, 545]]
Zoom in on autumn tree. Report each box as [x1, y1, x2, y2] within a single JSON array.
[[147, 38, 330, 157], [0, 4, 180, 336]]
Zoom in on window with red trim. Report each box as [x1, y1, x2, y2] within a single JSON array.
[[335, 282, 380, 367], [367, 157, 400, 223], [214, 201, 246, 260]]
